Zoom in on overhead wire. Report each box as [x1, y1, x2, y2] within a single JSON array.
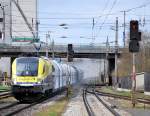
[[95, 0, 118, 39], [3, 1, 150, 20], [2, 0, 150, 43], [94, 0, 110, 26], [91, 0, 110, 44], [94, 0, 150, 44], [122, 1, 150, 12]]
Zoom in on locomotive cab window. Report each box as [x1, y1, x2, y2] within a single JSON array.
[[16, 58, 39, 76]]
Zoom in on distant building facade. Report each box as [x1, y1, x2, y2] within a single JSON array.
[[0, 0, 37, 44], [12, 0, 38, 43]]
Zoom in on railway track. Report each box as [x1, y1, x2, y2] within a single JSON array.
[[82, 89, 95, 116], [0, 91, 12, 100], [95, 90, 150, 104], [0, 90, 65, 116], [93, 90, 120, 116], [0, 90, 11, 93], [83, 88, 120, 116]]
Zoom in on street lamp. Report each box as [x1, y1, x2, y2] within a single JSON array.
[[59, 23, 69, 30], [60, 36, 68, 38], [59, 23, 67, 27]]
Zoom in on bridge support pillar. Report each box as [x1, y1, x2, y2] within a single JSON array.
[[108, 58, 115, 86]]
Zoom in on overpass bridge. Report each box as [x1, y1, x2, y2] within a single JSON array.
[[0, 43, 124, 85], [0, 44, 122, 59]]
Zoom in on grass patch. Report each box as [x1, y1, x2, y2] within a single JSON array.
[[97, 86, 150, 100], [118, 99, 150, 109], [99, 86, 131, 97], [0, 85, 10, 91], [34, 97, 69, 116], [101, 87, 150, 109]]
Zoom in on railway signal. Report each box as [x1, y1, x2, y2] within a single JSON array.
[[129, 20, 142, 107], [129, 40, 140, 53], [67, 44, 74, 62], [130, 20, 139, 40], [129, 20, 141, 53]]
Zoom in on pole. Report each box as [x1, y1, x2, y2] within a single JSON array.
[[52, 39, 55, 59], [132, 53, 136, 107], [106, 36, 109, 84], [123, 11, 126, 47], [36, 0, 39, 40], [2, 6, 5, 41], [10, 1, 12, 40], [104, 58, 106, 83], [36, 21, 39, 40], [99, 60, 101, 83], [46, 33, 48, 57], [114, 17, 118, 87], [66, 64, 71, 97]]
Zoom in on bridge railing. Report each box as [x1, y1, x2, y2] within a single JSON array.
[[0, 44, 120, 53]]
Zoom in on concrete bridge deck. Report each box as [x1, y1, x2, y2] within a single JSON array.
[[0, 44, 122, 58]]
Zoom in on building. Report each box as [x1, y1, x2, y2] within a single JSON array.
[[12, 0, 38, 43], [0, 0, 38, 44]]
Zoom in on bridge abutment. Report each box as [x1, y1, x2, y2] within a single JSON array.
[[108, 58, 115, 86]]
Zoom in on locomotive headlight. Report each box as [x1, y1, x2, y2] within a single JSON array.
[[37, 81, 41, 84], [37, 78, 42, 84]]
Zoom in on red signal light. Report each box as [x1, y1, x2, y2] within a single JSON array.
[[130, 20, 139, 40]]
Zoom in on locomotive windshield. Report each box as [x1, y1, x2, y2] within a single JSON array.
[[16, 58, 39, 76]]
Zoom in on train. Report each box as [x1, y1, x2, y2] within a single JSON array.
[[11, 56, 82, 102]]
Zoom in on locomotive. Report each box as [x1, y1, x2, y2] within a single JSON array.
[[11, 57, 81, 102]]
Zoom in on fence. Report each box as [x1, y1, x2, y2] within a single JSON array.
[[114, 72, 150, 93]]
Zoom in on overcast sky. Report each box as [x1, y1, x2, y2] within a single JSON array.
[[39, 0, 150, 46]]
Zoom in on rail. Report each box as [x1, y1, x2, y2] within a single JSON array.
[[83, 88, 120, 116]]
